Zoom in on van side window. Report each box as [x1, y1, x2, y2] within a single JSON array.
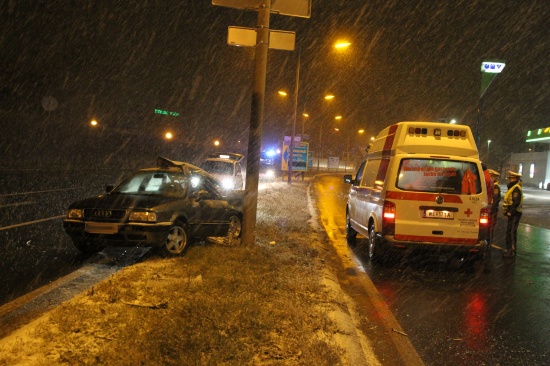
[[361, 159, 382, 187], [353, 161, 366, 185]]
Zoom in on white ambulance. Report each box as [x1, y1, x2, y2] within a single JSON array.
[[343, 121, 490, 262]]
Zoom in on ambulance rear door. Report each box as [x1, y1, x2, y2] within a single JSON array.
[[389, 157, 486, 245]]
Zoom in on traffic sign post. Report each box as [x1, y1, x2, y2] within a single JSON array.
[[213, 0, 310, 246], [477, 60, 506, 148]]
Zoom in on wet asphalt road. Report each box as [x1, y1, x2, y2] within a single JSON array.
[[315, 174, 550, 365]]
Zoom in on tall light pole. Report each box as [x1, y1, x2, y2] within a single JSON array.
[[487, 139, 492, 162], [317, 94, 334, 172]]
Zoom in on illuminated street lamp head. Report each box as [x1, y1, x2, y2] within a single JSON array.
[[334, 128, 340, 132], [278, 90, 288, 97], [90, 119, 98, 127], [334, 41, 351, 49], [324, 94, 335, 100], [334, 115, 342, 120], [358, 129, 365, 134], [302, 113, 309, 118], [214, 140, 220, 147], [164, 132, 173, 140]]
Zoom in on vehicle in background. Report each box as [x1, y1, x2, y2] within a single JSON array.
[[63, 157, 242, 257], [200, 153, 244, 190], [343, 121, 490, 263], [259, 149, 278, 181]]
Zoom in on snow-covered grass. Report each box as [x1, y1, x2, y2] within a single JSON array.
[[0, 179, 362, 365]]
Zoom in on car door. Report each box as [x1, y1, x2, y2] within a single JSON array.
[[189, 174, 232, 237]]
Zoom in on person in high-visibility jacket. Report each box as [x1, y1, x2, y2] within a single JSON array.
[[502, 171, 523, 258], [487, 169, 501, 247]]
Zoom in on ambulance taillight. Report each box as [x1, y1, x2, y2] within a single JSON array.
[[479, 207, 490, 226], [382, 201, 396, 234]]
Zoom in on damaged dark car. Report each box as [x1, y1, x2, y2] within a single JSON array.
[[63, 157, 243, 256]]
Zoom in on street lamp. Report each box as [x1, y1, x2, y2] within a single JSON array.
[[487, 139, 492, 161]]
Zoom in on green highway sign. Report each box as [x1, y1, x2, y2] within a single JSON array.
[[155, 109, 180, 117]]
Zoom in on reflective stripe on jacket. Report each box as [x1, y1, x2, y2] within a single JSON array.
[[503, 183, 523, 213]]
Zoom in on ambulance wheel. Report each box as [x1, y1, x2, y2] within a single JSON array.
[[345, 210, 357, 247], [368, 223, 383, 261]]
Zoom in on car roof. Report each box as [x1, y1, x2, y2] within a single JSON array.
[[206, 152, 244, 162], [155, 156, 203, 173]]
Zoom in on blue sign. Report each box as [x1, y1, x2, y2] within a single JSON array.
[[281, 141, 309, 171]]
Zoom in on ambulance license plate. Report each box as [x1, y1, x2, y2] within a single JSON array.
[[423, 210, 453, 220]]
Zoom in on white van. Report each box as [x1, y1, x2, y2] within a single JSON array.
[[343, 122, 490, 262]]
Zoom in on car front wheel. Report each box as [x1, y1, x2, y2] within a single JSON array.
[[162, 221, 189, 256], [227, 215, 242, 245]]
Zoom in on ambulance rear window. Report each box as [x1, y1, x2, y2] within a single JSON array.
[[396, 158, 482, 195]]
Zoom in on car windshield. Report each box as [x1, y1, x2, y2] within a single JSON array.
[[396, 158, 482, 195], [113, 171, 188, 196], [200, 161, 234, 175]]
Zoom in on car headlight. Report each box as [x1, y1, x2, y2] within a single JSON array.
[[129, 211, 157, 222], [67, 209, 84, 219], [221, 178, 235, 190]]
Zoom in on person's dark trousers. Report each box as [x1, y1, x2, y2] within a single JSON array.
[[487, 212, 498, 245], [505, 212, 522, 254]]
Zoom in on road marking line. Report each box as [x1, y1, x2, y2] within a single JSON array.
[[0, 201, 36, 208], [0, 215, 65, 231], [0, 187, 85, 197]]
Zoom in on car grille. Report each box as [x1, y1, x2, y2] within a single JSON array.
[[84, 208, 127, 221]]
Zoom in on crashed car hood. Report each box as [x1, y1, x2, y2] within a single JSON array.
[[68, 193, 181, 210]]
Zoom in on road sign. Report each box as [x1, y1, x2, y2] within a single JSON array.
[[481, 61, 505, 74], [227, 26, 295, 50], [281, 140, 309, 171], [213, 0, 311, 18], [480, 60, 506, 98]]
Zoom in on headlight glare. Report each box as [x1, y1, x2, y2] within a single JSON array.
[[221, 178, 235, 190], [129, 211, 157, 222]]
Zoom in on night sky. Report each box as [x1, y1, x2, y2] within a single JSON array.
[[1, 0, 548, 168]]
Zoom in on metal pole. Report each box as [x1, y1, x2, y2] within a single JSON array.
[[287, 51, 300, 184], [317, 122, 322, 172], [242, 0, 270, 247], [477, 96, 484, 149]]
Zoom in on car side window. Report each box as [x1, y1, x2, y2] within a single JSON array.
[[361, 159, 382, 188], [189, 173, 223, 200]]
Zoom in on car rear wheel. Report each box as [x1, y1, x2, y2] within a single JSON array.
[[346, 210, 358, 247], [162, 221, 189, 256], [368, 223, 383, 261]]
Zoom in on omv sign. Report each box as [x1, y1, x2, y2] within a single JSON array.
[[481, 62, 506, 73]]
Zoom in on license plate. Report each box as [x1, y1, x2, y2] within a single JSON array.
[[423, 210, 453, 220], [86, 222, 119, 234]]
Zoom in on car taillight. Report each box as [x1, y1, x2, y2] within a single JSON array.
[[382, 201, 396, 235], [479, 207, 489, 226]]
